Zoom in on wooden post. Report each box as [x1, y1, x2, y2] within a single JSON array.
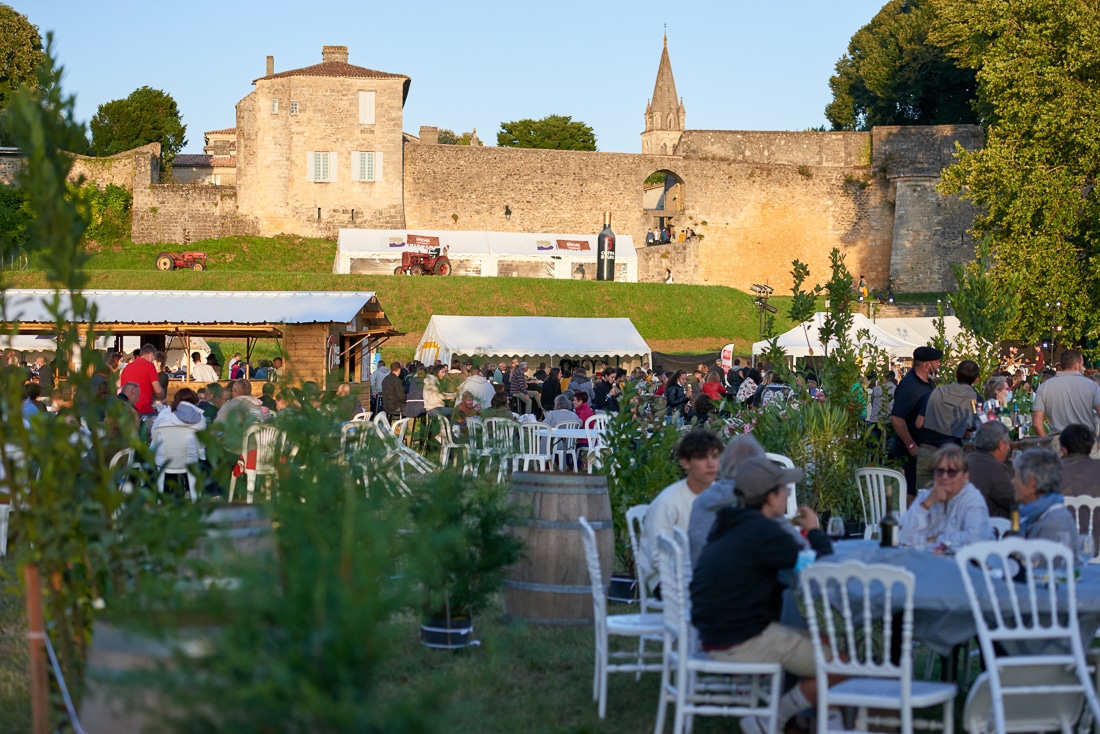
[[24, 564, 50, 734]]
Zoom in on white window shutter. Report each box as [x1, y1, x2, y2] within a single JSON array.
[[306, 151, 315, 181], [375, 151, 383, 182], [359, 91, 375, 125], [329, 151, 338, 182]]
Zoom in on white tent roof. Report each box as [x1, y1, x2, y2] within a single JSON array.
[[415, 316, 651, 365], [752, 312, 920, 358], [874, 316, 964, 347], [334, 229, 636, 271]]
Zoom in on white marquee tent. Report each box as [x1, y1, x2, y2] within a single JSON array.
[[333, 229, 637, 281], [751, 312, 920, 359], [874, 316, 964, 348], [414, 316, 651, 368]]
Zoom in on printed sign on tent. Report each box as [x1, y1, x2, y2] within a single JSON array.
[[556, 239, 590, 251]]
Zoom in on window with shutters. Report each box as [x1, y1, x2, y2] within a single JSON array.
[[309, 152, 331, 182], [271, 99, 279, 114], [358, 91, 375, 125], [352, 151, 376, 182]]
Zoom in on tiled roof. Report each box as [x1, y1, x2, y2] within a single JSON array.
[[258, 61, 407, 82], [205, 127, 236, 136], [210, 156, 236, 167], [174, 154, 212, 167]]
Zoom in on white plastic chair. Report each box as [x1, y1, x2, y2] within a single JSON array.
[[108, 448, 136, 495], [370, 410, 391, 430], [229, 425, 285, 504], [626, 504, 663, 614], [481, 418, 518, 482], [0, 446, 26, 556], [350, 412, 370, 422], [765, 452, 799, 517], [654, 531, 783, 734], [955, 539, 1100, 734], [579, 516, 664, 719], [152, 426, 200, 502], [964, 664, 1087, 734], [989, 517, 1012, 540], [800, 560, 957, 734], [1063, 495, 1100, 551], [549, 419, 582, 471], [434, 415, 468, 472], [585, 414, 610, 474], [855, 467, 908, 540], [514, 422, 552, 472]]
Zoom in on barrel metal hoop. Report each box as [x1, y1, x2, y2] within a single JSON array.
[[514, 519, 614, 530], [504, 579, 603, 594], [503, 614, 594, 626]]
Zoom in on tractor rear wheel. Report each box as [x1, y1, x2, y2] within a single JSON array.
[[192, 262, 205, 271], [393, 265, 404, 275], [433, 257, 453, 276], [409, 265, 424, 276], [155, 253, 175, 271]]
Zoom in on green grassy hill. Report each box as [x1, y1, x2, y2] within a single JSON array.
[[11, 235, 799, 359]]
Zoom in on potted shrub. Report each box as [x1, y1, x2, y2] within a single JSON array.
[[408, 471, 522, 648]]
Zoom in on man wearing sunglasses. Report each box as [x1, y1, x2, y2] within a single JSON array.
[[898, 444, 994, 549]]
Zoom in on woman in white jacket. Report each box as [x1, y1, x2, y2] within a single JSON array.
[[151, 388, 207, 466]]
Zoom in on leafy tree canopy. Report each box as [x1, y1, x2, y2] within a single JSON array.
[[89, 86, 187, 167], [497, 115, 596, 151], [0, 4, 46, 144], [932, 0, 1100, 345], [826, 0, 979, 130], [437, 128, 477, 145]]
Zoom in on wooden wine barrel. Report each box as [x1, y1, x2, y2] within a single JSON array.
[[504, 472, 613, 625]]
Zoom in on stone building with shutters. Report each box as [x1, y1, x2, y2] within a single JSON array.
[[234, 45, 409, 237]]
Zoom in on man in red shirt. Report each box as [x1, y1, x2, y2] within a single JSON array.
[[119, 343, 164, 416]]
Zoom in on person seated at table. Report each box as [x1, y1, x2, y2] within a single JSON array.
[[1014, 447, 1078, 547], [687, 433, 766, 566], [899, 444, 994, 549], [967, 421, 1015, 519], [509, 361, 534, 415], [423, 365, 452, 419], [402, 368, 427, 418], [381, 363, 407, 420], [456, 365, 496, 410], [638, 430, 722, 597], [198, 382, 226, 422], [481, 391, 513, 420], [1060, 423, 1100, 497], [539, 367, 562, 411], [544, 393, 577, 428], [453, 391, 481, 430], [691, 455, 833, 734]]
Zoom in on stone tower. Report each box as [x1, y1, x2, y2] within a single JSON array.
[[641, 35, 685, 155]]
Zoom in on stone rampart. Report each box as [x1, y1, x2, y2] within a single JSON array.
[[69, 143, 161, 191], [873, 125, 983, 179], [676, 130, 871, 167], [131, 185, 258, 245]]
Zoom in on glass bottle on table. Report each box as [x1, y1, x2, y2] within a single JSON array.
[[879, 486, 899, 548]]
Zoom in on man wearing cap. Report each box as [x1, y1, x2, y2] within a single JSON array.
[[691, 456, 833, 734], [890, 346, 942, 496]]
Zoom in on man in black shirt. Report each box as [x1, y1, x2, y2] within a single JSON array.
[[890, 346, 942, 499], [691, 457, 833, 734]]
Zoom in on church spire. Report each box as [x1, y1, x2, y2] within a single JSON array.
[[642, 35, 685, 154]]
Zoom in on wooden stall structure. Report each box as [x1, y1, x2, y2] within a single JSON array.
[[3, 289, 401, 395]]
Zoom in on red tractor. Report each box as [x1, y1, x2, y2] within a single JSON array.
[[393, 247, 452, 276], [155, 251, 208, 271]]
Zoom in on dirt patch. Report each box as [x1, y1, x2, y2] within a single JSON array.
[[647, 338, 731, 354]]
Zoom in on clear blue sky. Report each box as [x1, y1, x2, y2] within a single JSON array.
[[17, 0, 886, 154]]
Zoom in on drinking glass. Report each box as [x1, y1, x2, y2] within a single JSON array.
[[826, 516, 846, 542], [1078, 535, 1095, 567]]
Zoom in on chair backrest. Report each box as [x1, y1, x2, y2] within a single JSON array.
[[244, 424, 285, 472], [956, 539, 1082, 647], [579, 516, 608, 630], [434, 415, 459, 448], [153, 426, 199, 473], [800, 560, 916, 680], [390, 417, 412, 443], [855, 467, 908, 529], [656, 532, 691, 646], [1063, 495, 1100, 542], [516, 422, 550, 455], [483, 418, 518, 453], [585, 414, 610, 448], [108, 448, 136, 493], [350, 412, 370, 422], [550, 420, 582, 452], [371, 411, 391, 429], [765, 452, 799, 517], [626, 504, 653, 609], [465, 417, 485, 449], [989, 517, 1012, 539]]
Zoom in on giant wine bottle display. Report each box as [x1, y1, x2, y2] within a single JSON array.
[[596, 211, 615, 281]]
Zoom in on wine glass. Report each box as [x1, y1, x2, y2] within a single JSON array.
[[826, 516, 846, 542], [1078, 535, 1095, 568]]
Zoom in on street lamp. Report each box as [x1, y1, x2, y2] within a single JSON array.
[[751, 283, 776, 341], [1045, 300, 1062, 365]]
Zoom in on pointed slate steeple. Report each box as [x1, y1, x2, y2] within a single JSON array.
[[642, 35, 685, 155]]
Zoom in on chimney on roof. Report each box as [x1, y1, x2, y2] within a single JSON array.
[[322, 45, 349, 64], [419, 126, 439, 145], [266, 56, 274, 76]]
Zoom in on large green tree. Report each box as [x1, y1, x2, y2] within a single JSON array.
[[932, 0, 1100, 345], [497, 114, 596, 151], [0, 4, 46, 144], [826, 0, 979, 131], [89, 86, 187, 168]]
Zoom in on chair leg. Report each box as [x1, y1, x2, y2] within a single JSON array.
[[653, 643, 671, 734], [187, 472, 198, 502], [246, 471, 256, 504], [943, 697, 954, 734], [228, 471, 237, 503]]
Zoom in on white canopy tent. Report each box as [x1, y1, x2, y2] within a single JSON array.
[[751, 312, 920, 359], [333, 228, 638, 281], [414, 315, 651, 368], [874, 316, 964, 348]]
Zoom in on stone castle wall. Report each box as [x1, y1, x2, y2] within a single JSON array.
[[676, 130, 871, 167], [131, 185, 258, 244], [403, 143, 896, 292], [69, 143, 161, 191]]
